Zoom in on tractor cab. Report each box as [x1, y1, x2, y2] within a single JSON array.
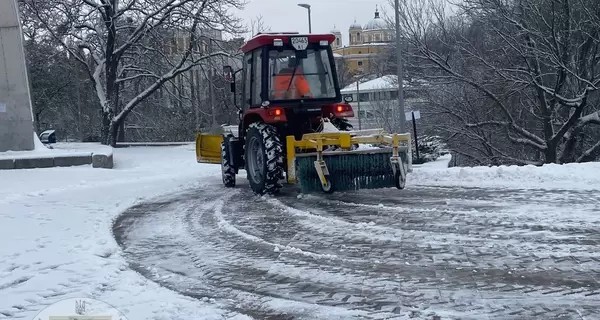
[[233, 33, 350, 106], [223, 33, 354, 138]]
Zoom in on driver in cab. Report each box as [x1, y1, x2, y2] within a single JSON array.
[[272, 57, 312, 100]]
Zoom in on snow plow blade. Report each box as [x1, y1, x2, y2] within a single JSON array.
[[286, 129, 412, 193], [195, 133, 223, 164]]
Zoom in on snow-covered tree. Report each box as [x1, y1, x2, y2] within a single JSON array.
[[23, 0, 245, 146], [389, 0, 600, 165]]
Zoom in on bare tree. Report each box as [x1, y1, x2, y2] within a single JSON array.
[[335, 56, 358, 89], [392, 0, 600, 164], [249, 14, 270, 37], [24, 0, 245, 146], [19, 0, 100, 141]]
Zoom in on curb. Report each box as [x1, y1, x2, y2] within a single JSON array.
[[0, 152, 113, 170]]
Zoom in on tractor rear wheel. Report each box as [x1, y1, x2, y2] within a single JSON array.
[[244, 122, 284, 195], [221, 135, 236, 188]]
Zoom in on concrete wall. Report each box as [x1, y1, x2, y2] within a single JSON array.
[[0, 0, 34, 152]]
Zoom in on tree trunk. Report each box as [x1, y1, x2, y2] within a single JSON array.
[[544, 141, 557, 163], [109, 108, 131, 147], [108, 120, 118, 147], [191, 69, 199, 132], [34, 111, 42, 133], [559, 128, 581, 163], [118, 121, 125, 142], [100, 111, 112, 145]]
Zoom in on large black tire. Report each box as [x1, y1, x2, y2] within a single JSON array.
[[221, 138, 236, 188], [244, 122, 285, 195]]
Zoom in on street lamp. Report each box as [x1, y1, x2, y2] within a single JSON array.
[[394, 0, 406, 132], [297, 3, 312, 33]]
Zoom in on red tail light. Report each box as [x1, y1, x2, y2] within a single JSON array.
[[268, 108, 282, 116], [332, 104, 354, 117]]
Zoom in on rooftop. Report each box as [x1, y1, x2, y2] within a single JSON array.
[[341, 75, 429, 92], [364, 7, 387, 30]]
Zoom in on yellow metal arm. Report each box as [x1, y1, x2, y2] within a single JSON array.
[[285, 130, 411, 184]]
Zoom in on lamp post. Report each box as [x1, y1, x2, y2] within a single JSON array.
[[297, 3, 312, 33], [354, 73, 369, 130], [394, 0, 406, 132]]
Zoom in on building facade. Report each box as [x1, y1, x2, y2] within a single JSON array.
[[340, 75, 428, 131], [332, 6, 393, 75]]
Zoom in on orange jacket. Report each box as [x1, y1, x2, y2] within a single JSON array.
[[272, 68, 312, 99]]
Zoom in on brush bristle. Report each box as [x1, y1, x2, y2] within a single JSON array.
[[294, 149, 408, 193]]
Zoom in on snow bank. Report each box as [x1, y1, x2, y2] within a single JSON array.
[[33, 131, 48, 151], [52, 142, 113, 156], [0, 140, 112, 160], [0, 146, 247, 320], [411, 154, 600, 190]]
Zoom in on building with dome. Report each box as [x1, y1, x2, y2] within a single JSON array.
[[332, 6, 393, 75]]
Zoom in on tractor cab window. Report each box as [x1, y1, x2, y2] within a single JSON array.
[[268, 49, 336, 101]]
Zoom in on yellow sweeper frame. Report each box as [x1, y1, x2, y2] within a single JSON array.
[[286, 131, 412, 191]]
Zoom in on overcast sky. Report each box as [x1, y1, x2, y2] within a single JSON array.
[[232, 0, 393, 45]]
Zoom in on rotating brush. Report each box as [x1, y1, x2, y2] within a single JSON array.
[[294, 148, 409, 193]]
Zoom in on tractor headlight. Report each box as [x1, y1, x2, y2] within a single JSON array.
[[261, 101, 271, 107], [319, 40, 329, 46], [273, 39, 283, 47]]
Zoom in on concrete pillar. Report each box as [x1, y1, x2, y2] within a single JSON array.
[[0, 0, 35, 152]]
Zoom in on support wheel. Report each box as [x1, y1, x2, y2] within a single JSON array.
[[245, 122, 285, 195], [321, 178, 334, 194], [394, 169, 406, 190], [221, 139, 236, 188]]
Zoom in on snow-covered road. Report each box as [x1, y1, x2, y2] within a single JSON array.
[[115, 178, 600, 319], [2, 145, 600, 320]]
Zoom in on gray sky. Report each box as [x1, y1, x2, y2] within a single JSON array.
[[232, 0, 392, 45]]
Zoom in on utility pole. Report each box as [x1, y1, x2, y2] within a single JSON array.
[[356, 80, 362, 130], [394, 0, 406, 133], [411, 111, 419, 161]]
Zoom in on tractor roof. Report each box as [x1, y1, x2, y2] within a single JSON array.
[[241, 33, 336, 53]]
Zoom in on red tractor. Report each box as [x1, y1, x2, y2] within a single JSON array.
[[196, 32, 411, 195]]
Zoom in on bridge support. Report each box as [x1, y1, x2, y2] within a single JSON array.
[[0, 0, 35, 152]]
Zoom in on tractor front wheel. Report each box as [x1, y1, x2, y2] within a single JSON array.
[[244, 122, 285, 195]]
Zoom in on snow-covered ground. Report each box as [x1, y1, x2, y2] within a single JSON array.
[[0, 145, 250, 320], [1, 145, 599, 319], [411, 154, 600, 191]]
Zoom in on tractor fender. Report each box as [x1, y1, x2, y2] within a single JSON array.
[[242, 108, 288, 134], [242, 113, 263, 134]]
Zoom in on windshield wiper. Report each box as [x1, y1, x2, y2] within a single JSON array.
[[285, 58, 301, 93]]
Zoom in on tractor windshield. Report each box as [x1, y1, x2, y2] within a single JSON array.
[[268, 49, 336, 101]]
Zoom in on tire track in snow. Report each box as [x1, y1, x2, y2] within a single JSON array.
[[114, 183, 600, 319], [179, 190, 420, 318], [115, 187, 374, 319], [284, 190, 600, 278]]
